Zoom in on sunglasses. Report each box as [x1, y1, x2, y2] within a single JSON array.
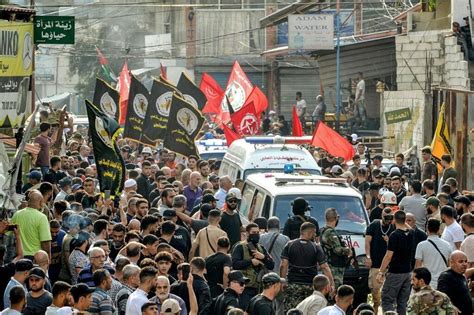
[[227, 199, 238, 203], [383, 215, 394, 220], [232, 281, 245, 287]]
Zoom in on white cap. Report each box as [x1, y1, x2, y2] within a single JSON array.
[[389, 167, 401, 176], [228, 187, 242, 199], [351, 133, 358, 142], [269, 110, 276, 115], [142, 147, 153, 155], [124, 179, 137, 188]]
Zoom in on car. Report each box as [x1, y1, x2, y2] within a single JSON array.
[[219, 137, 321, 182], [196, 138, 228, 161], [239, 172, 370, 303]]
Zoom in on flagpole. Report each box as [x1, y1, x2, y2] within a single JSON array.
[[335, 0, 341, 132]]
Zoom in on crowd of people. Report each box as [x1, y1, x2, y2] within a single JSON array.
[[0, 119, 473, 315]]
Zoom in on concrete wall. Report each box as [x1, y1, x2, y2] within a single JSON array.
[[382, 90, 426, 155]]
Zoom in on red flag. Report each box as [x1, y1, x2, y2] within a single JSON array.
[[292, 106, 304, 137], [218, 61, 253, 123], [118, 62, 131, 125], [160, 63, 167, 80], [200, 73, 224, 114], [311, 122, 355, 161], [222, 124, 241, 146], [230, 101, 260, 136], [245, 86, 268, 115]]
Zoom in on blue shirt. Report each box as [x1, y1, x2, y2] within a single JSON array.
[[3, 278, 26, 309], [183, 186, 202, 212], [151, 294, 187, 315]]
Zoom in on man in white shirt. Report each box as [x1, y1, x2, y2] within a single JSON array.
[[415, 218, 452, 289], [317, 285, 354, 315], [296, 91, 307, 127], [354, 72, 366, 126], [125, 266, 157, 315], [297, 275, 330, 315], [214, 176, 233, 209], [1, 286, 26, 315], [440, 206, 464, 250]]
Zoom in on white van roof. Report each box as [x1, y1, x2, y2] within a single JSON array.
[[225, 139, 320, 171], [245, 173, 362, 198]]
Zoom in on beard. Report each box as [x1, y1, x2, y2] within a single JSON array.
[[157, 292, 168, 301]]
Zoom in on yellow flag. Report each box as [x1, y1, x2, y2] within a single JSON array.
[[430, 103, 453, 173]]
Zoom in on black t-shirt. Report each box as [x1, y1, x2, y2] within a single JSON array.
[[387, 228, 414, 273], [317, 158, 340, 174], [281, 239, 327, 284], [369, 205, 383, 222], [24, 291, 53, 315], [437, 269, 472, 315], [365, 220, 395, 268], [246, 294, 274, 315], [219, 211, 242, 247], [205, 252, 233, 297], [170, 226, 191, 258], [283, 216, 319, 240]]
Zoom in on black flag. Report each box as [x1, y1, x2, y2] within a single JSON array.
[[142, 78, 181, 143], [177, 72, 207, 110], [163, 93, 205, 157], [85, 100, 125, 198], [123, 75, 155, 145], [93, 78, 120, 121]]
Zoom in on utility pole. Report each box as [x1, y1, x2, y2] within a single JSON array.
[[335, 0, 341, 132]]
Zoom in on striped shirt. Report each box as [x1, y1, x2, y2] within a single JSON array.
[[78, 264, 115, 287], [88, 288, 114, 315]]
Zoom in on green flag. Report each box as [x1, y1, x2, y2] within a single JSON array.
[[85, 100, 125, 198], [93, 78, 120, 122], [163, 93, 205, 157]]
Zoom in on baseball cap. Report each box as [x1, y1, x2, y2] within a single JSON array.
[[226, 192, 240, 201], [142, 147, 153, 155], [161, 299, 181, 315], [262, 272, 284, 285], [124, 179, 137, 189], [351, 133, 358, 142], [424, 196, 440, 207], [269, 110, 276, 115], [209, 174, 219, 182], [163, 209, 177, 218], [28, 170, 42, 181], [70, 283, 94, 301], [227, 187, 242, 199], [228, 270, 250, 284], [71, 183, 83, 193], [58, 177, 72, 188], [200, 204, 213, 218], [28, 267, 46, 279], [15, 259, 34, 272], [331, 165, 343, 175], [202, 194, 218, 203], [454, 195, 471, 206]]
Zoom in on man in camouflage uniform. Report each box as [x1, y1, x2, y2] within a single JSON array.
[[407, 267, 456, 315], [320, 208, 352, 289]]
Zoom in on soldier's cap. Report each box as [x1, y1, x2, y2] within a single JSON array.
[[454, 195, 470, 206], [228, 270, 250, 284], [28, 267, 46, 279], [262, 272, 284, 285], [226, 192, 240, 201], [423, 196, 440, 207]]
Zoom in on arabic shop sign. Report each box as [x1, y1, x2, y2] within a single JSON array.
[[34, 16, 75, 45], [385, 108, 412, 125]]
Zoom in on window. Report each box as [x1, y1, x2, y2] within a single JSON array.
[[240, 184, 256, 218]]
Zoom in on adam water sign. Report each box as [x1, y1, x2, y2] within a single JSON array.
[[288, 14, 334, 50]]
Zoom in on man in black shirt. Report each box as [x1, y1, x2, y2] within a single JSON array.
[[437, 250, 472, 315], [317, 155, 340, 175], [205, 236, 232, 298], [365, 207, 395, 312], [390, 176, 407, 205], [246, 273, 282, 315], [280, 222, 334, 312], [213, 270, 248, 315], [283, 198, 319, 240], [219, 193, 242, 247], [377, 210, 414, 315]]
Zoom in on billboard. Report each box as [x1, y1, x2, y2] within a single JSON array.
[[0, 20, 34, 128], [288, 14, 334, 50]]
